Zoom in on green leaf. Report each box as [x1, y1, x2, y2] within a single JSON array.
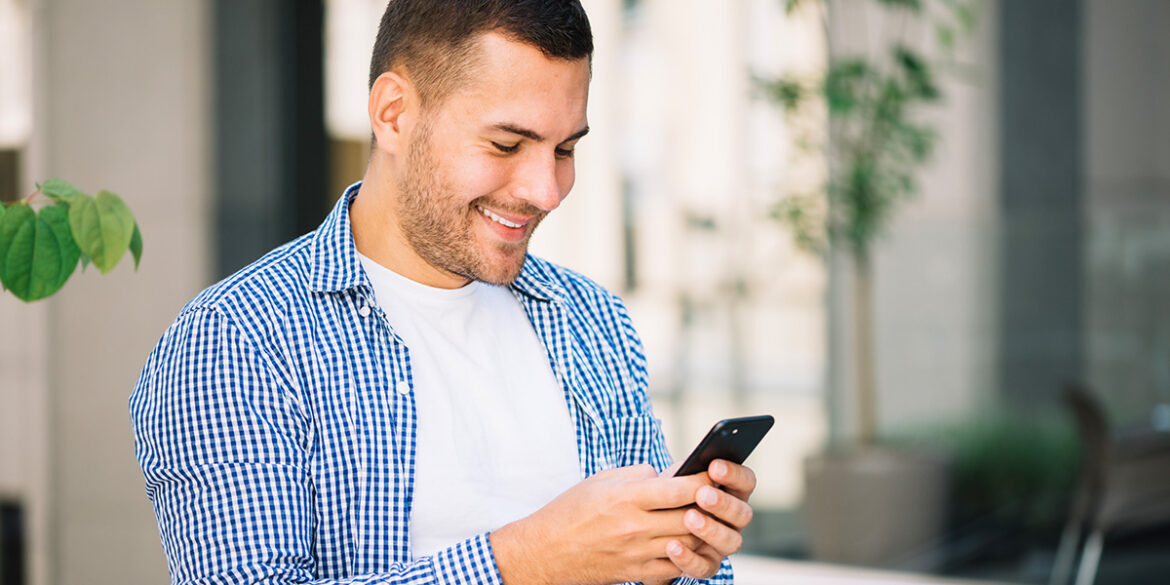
[[937, 24, 957, 51], [40, 178, 83, 203], [0, 205, 36, 297], [69, 191, 135, 274], [0, 203, 77, 301], [39, 204, 80, 290], [0, 204, 32, 291], [825, 59, 874, 115], [763, 77, 807, 113], [129, 222, 143, 270], [897, 123, 937, 162], [896, 46, 926, 76], [895, 45, 940, 101], [79, 250, 91, 271], [956, 1, 977, 33], [772, 193, 827, 255]]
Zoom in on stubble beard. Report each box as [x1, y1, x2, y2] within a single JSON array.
[[396, 120, 543, 286]]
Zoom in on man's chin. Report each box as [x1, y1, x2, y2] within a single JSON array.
[[474, 247, 529, 286]]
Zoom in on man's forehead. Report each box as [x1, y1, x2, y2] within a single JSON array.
[[467, 32, 591, 85], [435, 32, 590, 136]]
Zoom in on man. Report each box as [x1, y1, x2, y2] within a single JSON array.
[[131, 1, 757, 584]]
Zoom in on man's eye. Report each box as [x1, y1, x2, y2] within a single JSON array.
[[555, 148, 575, 159], [491, 142, 519, 153]]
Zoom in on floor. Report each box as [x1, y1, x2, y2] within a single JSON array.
[[732, 555, 1020, 585]]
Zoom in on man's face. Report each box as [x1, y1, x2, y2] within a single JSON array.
[[394, 33, 590, 286]]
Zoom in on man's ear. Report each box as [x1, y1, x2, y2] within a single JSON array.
[[369, 70, 414, 155]]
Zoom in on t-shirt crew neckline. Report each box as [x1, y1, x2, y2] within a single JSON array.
[[355, 250, 485, 303]]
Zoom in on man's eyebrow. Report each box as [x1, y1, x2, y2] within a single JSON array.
[[564, 126, 590, 143], [492, 124, 590, 144]]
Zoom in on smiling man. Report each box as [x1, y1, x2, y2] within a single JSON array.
[[131, 2, 754, 585]]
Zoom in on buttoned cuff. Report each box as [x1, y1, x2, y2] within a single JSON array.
[[668, 554, 735, 585], [431, 532, 505, 585]]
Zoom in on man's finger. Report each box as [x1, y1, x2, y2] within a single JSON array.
[[665, 538, 721, 580], [708, 460, 757, 501], [592, 463, 660, 482], [695, 484, 754, 530], [660, 460, 683, 477], [650, 533, 703, 552], [639, 558, 685, 584], [634, 508, 691, 539], [683, 508, 744, 558], [630, 473, 713, 510]]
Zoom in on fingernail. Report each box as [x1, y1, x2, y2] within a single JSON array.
[[668, 541, 684, 556], [711, 460, 727, 477], [686, 509, 706, 530], [700, 486, 719, 507]]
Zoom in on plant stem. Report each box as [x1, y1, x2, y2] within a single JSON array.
[[854, 252, 877, 445], [819, 0, 830, 40], [23, 190, 41, 204]]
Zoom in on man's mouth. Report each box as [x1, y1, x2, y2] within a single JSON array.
[[476, 205, 527, 229]]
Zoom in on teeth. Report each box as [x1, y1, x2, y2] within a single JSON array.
[[477, 205, 523, 228]]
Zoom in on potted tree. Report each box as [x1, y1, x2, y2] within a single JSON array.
[[0, 179, 141, 301], [758, 0, 977, 568]]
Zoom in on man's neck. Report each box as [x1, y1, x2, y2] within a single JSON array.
[[350, 163, 471, 290]]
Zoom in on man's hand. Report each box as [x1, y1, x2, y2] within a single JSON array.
[[491, 464, 712, 585], [663, 459, 757, 580]]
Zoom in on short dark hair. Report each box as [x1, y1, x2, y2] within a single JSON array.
[[368, 0, 594, 107]]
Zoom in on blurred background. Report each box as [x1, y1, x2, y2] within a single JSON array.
[[0, 0, 1168, 584]]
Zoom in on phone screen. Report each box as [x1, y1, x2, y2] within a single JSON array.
[[674, 415, 774, 477]]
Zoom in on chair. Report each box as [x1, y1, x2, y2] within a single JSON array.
[[1049, 383, 1170, 585]]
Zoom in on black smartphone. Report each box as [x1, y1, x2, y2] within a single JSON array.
[[673, 415, 774, 477]]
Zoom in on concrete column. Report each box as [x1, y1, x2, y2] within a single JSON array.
[[29, 0, 213, 583], [997, 0, 1084, 404], [214, 0, 327, 279], [1082, 0, 1170, 417]]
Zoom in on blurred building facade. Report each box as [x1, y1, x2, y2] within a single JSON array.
[[0, 1, 1167, 584]]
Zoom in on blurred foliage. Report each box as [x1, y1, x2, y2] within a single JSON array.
[[759, 0, 977, 261], [884, 409, 1080, 530]]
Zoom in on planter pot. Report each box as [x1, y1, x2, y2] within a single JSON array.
[[803, 447, 951, 570]]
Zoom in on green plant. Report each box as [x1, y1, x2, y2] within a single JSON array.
[[758, 0, 976, 445], [884, 409, 1080, 529], [0, 179, 142, 302]]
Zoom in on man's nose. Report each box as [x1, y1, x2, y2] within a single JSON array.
[[512, 153, 564, 212]]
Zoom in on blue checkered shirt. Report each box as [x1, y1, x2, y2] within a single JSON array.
[[130, 184, 735, 585]]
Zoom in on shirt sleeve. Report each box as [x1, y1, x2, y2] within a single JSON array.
[[129, 307, 506, 585], [610, 299, 736, 585]]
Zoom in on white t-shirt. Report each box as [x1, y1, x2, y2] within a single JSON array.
[[357, 253, 582, 558]]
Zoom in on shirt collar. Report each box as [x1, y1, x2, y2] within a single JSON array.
[[510, 262, 564, 304], [308, 182, 368, 293], [309, 181, 566, 304]]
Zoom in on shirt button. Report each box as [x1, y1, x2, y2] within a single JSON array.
[[395, 380, 411, 395], [358, 304, 371, 318]]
